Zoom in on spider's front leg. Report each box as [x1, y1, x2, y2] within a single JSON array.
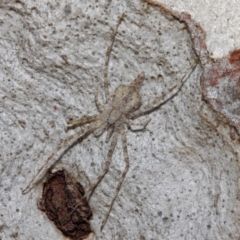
[[129, 61, 198, 119]]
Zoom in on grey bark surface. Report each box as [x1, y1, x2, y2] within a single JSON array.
[[1, 0, 240, 239]]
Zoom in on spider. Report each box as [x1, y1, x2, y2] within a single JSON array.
[[23, 14, 197, 230]]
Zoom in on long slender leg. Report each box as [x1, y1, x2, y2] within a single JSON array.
[[94, 86, 105, 112], [126, 118, 151, 131], [100, 126, 129, 230], [129, 61, 198, 119], [22, 123, 99, 194], [105, 125, 114, 143], [87, 130, 119, 200], [104, 13, 124, 103], [93, 122, 107, 137], [67, 114, 99, 127]]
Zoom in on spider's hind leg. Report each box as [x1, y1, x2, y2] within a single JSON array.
[[22, 124, 98, 194], [87, 130, 119, 200], [100, 125, 129, 230]]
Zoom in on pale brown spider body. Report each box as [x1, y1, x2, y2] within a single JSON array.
[[112, 77, 143, 114], [23, 14, 197, 230], [106, 74, 143, 126]]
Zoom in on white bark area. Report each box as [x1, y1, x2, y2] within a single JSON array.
[[1, 0, 240, 239], [158, 0, 240, 58]]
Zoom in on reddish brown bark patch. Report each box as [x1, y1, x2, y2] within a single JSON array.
[[229, 49, 240, 66], [38, 169, 93, 240]]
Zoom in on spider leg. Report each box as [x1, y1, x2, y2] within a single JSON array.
[[100, 125, 129, 230], [126, 118, 151, 131], [87, 130, 119, 200], [129, 61, 198, 119], [94, 85, 105, 112], [22, 123, 99, 194], [67, 114, 99, 128], [93, 122, 107, 137], [105, 125, 114, 143], [104, 13, 124, 103]]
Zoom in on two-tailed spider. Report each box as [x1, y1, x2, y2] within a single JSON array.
[[23, 14, 197, 230]]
